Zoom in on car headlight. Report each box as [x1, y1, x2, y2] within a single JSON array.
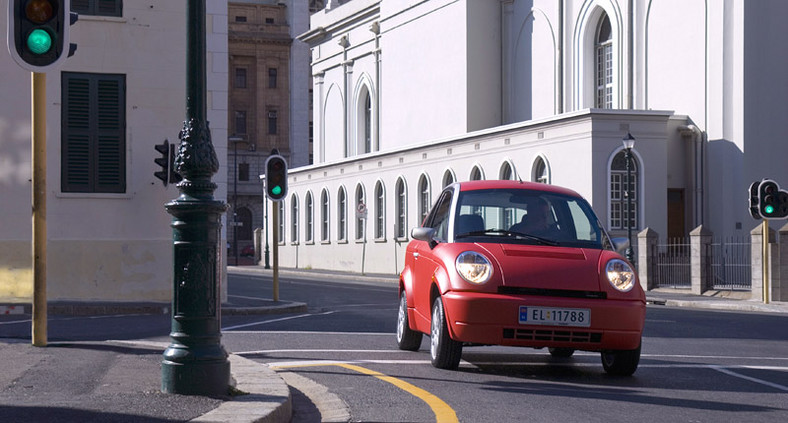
[[606, 259, 636, 292], [456, 251, 492, 284]]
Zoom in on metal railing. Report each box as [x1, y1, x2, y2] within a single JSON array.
[[653, 238, 691, 288], [708, 237, 751, 290]]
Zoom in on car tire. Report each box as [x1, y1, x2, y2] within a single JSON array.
[[396, 291, 422, 351], [430, 296, 463, 370], [548, 347, 575, 358], [601, 342, 641, 376]]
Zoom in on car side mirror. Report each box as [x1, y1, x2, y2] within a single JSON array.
[[411, 227, 438, 249]]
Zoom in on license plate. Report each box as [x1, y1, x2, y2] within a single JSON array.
[[519, 306, 591, 327]]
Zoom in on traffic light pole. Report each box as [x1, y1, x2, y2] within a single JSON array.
[[161, 0, 229, 396], [272, 203, 279, 302], [31, 72, 47, 347], [763, 220, 770, 304]]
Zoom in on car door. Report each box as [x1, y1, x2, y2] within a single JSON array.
[[411, 189, 454, 326]]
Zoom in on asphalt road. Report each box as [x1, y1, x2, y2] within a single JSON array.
[[222, 271, 788, 423], [2, 271, 786, 422]]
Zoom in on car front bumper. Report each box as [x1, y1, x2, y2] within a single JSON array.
[[442, 290, 645, 351]]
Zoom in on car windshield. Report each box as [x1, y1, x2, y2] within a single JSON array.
[[453, 188, 608, 249]]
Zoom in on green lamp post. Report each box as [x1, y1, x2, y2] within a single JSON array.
[[161, 0, 229, 396]]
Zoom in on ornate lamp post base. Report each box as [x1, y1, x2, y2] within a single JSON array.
[[161, 0, 229, 396], [161, 197, 229, 396]]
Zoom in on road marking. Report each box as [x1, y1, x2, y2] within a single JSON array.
[[709, 365, 788, 392], [271, 361, 459, 423], [222, 311, 335, 331]]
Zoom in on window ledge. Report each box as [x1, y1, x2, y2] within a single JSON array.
[[76, 15, 127, 24]]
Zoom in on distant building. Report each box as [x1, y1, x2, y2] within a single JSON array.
[[0, 1, 228, 303], [273, 0, 788, 275], [226, 0, 310, 263]]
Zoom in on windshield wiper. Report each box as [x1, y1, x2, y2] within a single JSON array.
[[455, 229, 558, 246]]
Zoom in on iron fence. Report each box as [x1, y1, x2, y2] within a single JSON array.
[[708, 237, 751, 290], [653, 238, 691, 288]]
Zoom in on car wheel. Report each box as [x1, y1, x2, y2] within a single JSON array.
[[430, 296, 462, 370], [396, 291, 422, 351], [601, 342, 641, 376], [548, 347, 575, 358]]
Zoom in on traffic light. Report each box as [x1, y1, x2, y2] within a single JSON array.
[[758, 179, 788, 219], [7, 0, 77, 73], [749, 181, 761, 219], [265, 154, 288, 201], [154, 139, 182, 187]]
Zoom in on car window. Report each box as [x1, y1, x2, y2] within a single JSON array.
[[453, 189, 604, 248], [425, 190, 453, 241]]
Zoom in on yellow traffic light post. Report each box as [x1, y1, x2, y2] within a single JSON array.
[[7, 0, 77, 346]]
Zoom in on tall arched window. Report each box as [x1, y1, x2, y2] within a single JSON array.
[[500, 162, 514, 180], [532, 156, 549, 183], [321, 189, 330, 242], [356, 83, 374, 155], [305, 192, 314, 243], [595, 13, 613, 109], [442, 170, 455, 188], [470, 166, 484, 181], [355, 184, 365, 241], [337, 187, 347, 241], [290, 194, 299, 243], [374, 181, 385, 239], [418, 175, 430, 223], [395, 178, 407, 239], [277, 201, 285, 244], [236, 207, 253, 241], [363, 92, 372, 153], [610, 150, 639, 230]]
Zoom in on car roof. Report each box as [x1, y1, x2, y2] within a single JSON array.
[[453, 180, 582, 198]]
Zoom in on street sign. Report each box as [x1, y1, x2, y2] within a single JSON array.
[[356, 201, 367, 219]]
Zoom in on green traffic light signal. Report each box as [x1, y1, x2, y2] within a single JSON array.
[[272, 185, 282, 196], [26, 28, 52, 54], [765, 205, 775, 215]]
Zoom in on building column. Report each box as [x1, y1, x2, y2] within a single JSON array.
[[689, 225, 712, 295], [637, 227, 658, 291]]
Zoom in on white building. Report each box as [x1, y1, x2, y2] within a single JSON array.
[[0, 1, 229, 303], [273, 0, 788, 276]]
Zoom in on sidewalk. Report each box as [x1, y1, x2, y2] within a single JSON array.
[[1, 266, 786, 423]]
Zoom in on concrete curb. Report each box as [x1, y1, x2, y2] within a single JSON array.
[[190, 355, 292, 423]]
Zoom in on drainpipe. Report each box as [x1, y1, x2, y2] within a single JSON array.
[[558, 0, 564, 114], [679, 124, 704, 227]]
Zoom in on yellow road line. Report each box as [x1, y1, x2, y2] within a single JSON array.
[[271, 362, 459, 423]]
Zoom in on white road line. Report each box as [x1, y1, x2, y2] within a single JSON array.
[[226, 330, 393, 336], [222, 311, 335, 331], [709, 365, 788, 391]]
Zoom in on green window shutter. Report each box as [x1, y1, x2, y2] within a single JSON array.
[[72, 1, 122, 17], [62, 73, 126, 193]]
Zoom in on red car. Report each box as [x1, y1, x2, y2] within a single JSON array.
[[397, 180, 645, 375]]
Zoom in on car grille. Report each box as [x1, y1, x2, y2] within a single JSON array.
[[498, 286, 607, 299], [502, 328, 603, 343]]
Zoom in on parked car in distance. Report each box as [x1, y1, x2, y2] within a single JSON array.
[[397, 180, 646, 375]]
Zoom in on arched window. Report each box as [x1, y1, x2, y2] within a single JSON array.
[[418, 175, 431, 223], [355, 184, 366, 240], [500, 162, 514, 180], [532, 156, 549, 183], [305, 192, 314, 243], [442, 170, 455, 188], [236, 207, 253, 241], [290, 194, 299, 243], [610, 150, 639, 230], [374, 181, 385, 239], [362, 90, 372, 153], [395, 178, 407, 239], [321, 189, 330, 242], [337, 187, 347, 241], [595, 13, 613, 109], [470, 166, 484, 181], [277, 201, 285, 244]]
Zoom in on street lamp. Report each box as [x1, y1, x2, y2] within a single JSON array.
[[622, 132, 636, 265], [229, 135, 244, 266], [258, 173, 270, 269]]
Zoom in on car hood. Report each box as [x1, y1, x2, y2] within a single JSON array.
[[480, 244, 604, 292]]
